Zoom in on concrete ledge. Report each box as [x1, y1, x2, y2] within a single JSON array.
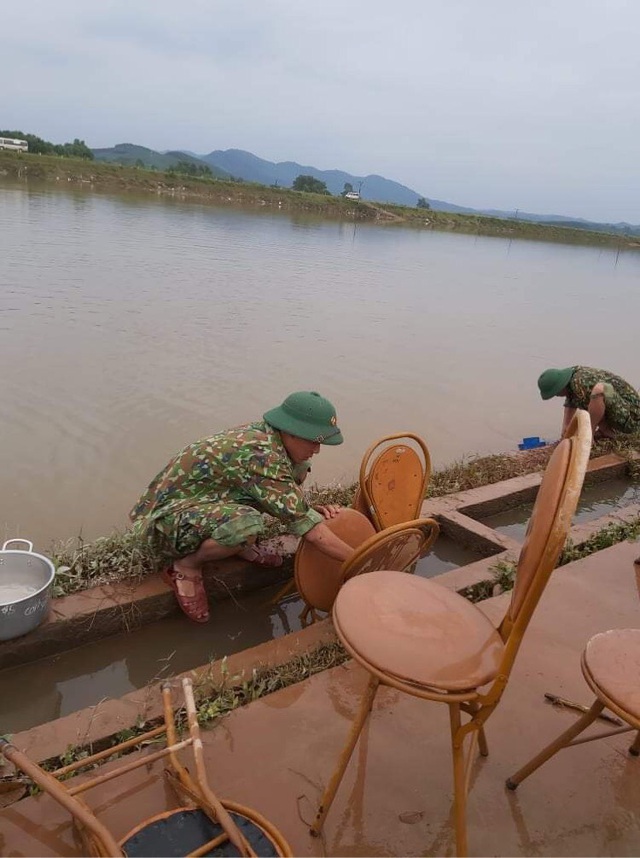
[[420, 452, 629, 521], [568, 502, 640, 546], [437, 509, 522, 555], [0, 555, 293, 671], [9, 618, 336, 767]]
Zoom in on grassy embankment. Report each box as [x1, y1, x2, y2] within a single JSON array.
[[2, 150, 640, 249]]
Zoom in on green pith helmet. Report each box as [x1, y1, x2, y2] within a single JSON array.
[[537, 367, 574, 400], [264, 391, 343, 445]]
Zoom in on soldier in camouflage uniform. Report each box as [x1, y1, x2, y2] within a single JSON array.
[[130, 391, 354, 623], [538, 366, 640, 440]]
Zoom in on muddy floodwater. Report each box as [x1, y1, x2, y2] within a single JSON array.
[[1, 183, 640, 549], [480, 478, 640, 541]]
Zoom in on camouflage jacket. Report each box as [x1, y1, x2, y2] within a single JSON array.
[[565, 366, 640, 412], [129, 421, 322, 537]]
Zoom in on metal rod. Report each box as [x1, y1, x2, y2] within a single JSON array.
[[67, 739, 192, 796], [182, 678, 253, 857], [188, 831, 228, 856], [568, 725, 634, 746], [52, 725, 167, 778], [0, 740, 121, 856], [449, 704, 469, 857]]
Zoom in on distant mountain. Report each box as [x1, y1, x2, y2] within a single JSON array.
[[200, 148, 424, 206], [92, 143, 230, 178], [91, 143, 640, 237]]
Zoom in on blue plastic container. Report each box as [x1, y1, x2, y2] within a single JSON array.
[[518, 436, 547, 450]]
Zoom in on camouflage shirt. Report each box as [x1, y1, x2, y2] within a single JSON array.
[[565, 366, 640, 412], [129, 421, 323, 537]]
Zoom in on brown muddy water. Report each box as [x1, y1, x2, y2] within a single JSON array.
[[2, 183, 640, 550], [479, 478, 640, 541], [0, 535, 479, 733]]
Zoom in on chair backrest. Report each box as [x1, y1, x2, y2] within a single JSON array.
[[357, 433, 431, 531], [343, 517, 439, 582], [295, 511, 439, 613], [497, 410, 591, 670]]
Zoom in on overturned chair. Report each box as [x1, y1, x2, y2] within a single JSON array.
[[353, 432, 432, 530], [294, 508, 439, 624], [310, 411, 592, 856], [0, 677, 291, 857]]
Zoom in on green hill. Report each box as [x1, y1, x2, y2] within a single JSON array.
[[91, 143, 230, 178]]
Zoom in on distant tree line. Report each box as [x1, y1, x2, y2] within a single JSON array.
[[166, 160, 213, 177], [0, 130, 94, 160]]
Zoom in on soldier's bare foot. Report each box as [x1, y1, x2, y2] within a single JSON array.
[[238, 544, 284, 567]]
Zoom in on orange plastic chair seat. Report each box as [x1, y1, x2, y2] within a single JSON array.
[[333, 570, 505, 692], [294, 509, 376, 613], [583, 629, 640, 726]]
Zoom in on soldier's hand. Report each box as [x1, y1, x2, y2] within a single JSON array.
[[315, 504, 342, 519]]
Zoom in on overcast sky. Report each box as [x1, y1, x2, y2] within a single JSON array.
[[3, 1, 639, 223]]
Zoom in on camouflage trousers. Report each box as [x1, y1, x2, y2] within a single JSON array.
[[135, 502, 266, 561], [601, 383, 640, 433]]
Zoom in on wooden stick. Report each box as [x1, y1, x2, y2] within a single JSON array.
[[544, 692, 623, 725]]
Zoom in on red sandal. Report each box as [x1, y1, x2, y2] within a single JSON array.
[[162, 567, 209, 623]]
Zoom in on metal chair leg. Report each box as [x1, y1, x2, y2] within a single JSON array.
[[478, 726, 489, 757], [449, 704, 469, 858], [270, 578, 297, 605], [506, 699, 604, 789], [310, 674, 379, 837]]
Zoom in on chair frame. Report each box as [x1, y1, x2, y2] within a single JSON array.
[[358, 432, 432, 531], [296, 516, 440, 625], [0, 678, 291, 858], [310, 411, 592, 856], [506, 636, 640, 791]]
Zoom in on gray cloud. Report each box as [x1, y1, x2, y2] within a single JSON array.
[[3, 0, 639, 222]]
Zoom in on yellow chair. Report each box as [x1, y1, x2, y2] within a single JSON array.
[[0, 678, 291, 857], [506, 627, 640, 793], [353, 432, 432, 531], [310, 411, 592, 856], [294, 509, 439, 624]]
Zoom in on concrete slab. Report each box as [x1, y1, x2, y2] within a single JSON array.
[[2, 539, 640, 856]]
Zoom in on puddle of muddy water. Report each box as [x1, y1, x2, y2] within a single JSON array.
[[415, 534, 483, 577], [0, 535, 482, 734], [479, 478, 640, 542], [0, 582, 306, 735]]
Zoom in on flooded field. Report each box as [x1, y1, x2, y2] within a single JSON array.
[[2, 184, 640, 549], [479, 478, 640, 541]]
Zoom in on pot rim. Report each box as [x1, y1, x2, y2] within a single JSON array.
[[0, 548, 56, 606]]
